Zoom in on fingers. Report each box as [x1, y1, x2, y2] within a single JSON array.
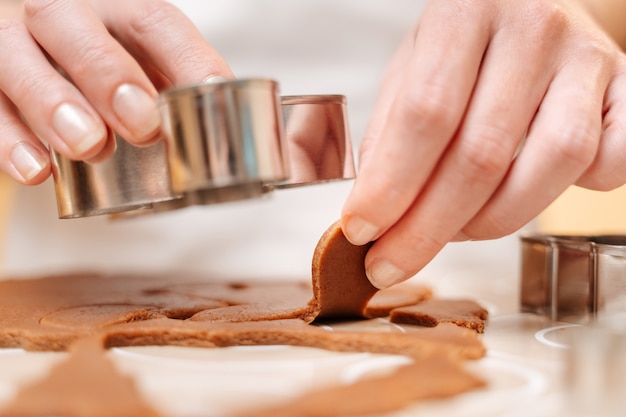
[[344, 0, 622, 290], [90, 0, 233, 86], [360, 15, 559, 288], [1, 0, 233, 170], [0, 92, 50, 184], [24, 0, 162, 146], [576, 61, 626, 191], [463, 50, 610, 240], [0, 0, 232, 184], [357, 29, 415, 169], [341, 2, 491, 247], [0, 16, 109, 160]]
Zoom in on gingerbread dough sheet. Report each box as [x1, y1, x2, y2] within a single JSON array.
[[0, 221, 469, 355], [0, 221, 488, 416], [0, 273, 484, 360]]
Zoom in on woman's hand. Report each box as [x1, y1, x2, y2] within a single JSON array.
[[0, 0, 231, 184], [341, 0, 626, 288]]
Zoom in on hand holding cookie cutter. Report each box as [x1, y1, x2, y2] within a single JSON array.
[[51, 79, 356, 219]]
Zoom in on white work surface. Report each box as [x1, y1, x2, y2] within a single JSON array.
[[0, 181, 585, 417], [0, 1, 619, 415]]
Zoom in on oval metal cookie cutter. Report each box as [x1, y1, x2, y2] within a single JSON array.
[[520, 234, 626, 323], [51, 79, 356, 219]]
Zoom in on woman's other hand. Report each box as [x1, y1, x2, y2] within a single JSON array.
[[0, 0, 232, 184]]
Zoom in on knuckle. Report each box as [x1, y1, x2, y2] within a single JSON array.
[[523, 1, 568, 39], [569, 35, 616, 72], [23, 0, 61, 21], [463, 212, 518, 240], [459, 123, 512, 180], [0, 101, 19, 130], [169, 41, 210, 75], [433, 0, 475, 20], [127, 1, 207, 74], [616, 56, 626, 76], [362, 173, 405, 207], [69, 37, 121, 81], [523, 1, 615, 65], [577, 172, 623, 192], [403, 229, 446, 259], [397, 83, 456, 132], [127, 0, 179, 37], [584, 36, 614, 60], [577, 156, 626, 191], [0, 18, 23, 34], [358, 135, 376, 165], [543, 121, 598, 168], [12, 68, 58, 105], [0, 18, 27, 51]]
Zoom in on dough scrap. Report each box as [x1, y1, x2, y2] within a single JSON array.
[[390, 299, 489, 333]]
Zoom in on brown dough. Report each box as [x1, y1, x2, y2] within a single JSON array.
[[390, 299, 489, 333], [0, 221, 488, 417], [306, 220, 377, 321], [100, 320, 485, 360], [307, 221, 432, 320], [0, 338, 163, 417], [0, 274, 483, 358], [236, 357, 485, 417], [364, 283, 432, 318]]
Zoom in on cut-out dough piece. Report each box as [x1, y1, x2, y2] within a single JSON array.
[[236, 356, 485, 417], [390, 299, 489, 333], [306, 220, 377, 321], [0, 338, 163, 417], [1, 335, 484, 417]]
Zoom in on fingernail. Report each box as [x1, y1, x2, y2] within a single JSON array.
[[343, 216, 379, 246], [203, 75, 228, 83], [366, 259, 406, 289], [113, 84, 160, 141], [10, 142, 48, 181], [52, 103, 106, 155]]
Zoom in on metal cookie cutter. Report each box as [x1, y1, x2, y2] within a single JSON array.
[[51, 79, 356, 219], [520, 234, 626, 323], [272, 94, 354, 189]]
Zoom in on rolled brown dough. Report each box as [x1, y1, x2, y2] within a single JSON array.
[[0, 220, 488, 417]]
